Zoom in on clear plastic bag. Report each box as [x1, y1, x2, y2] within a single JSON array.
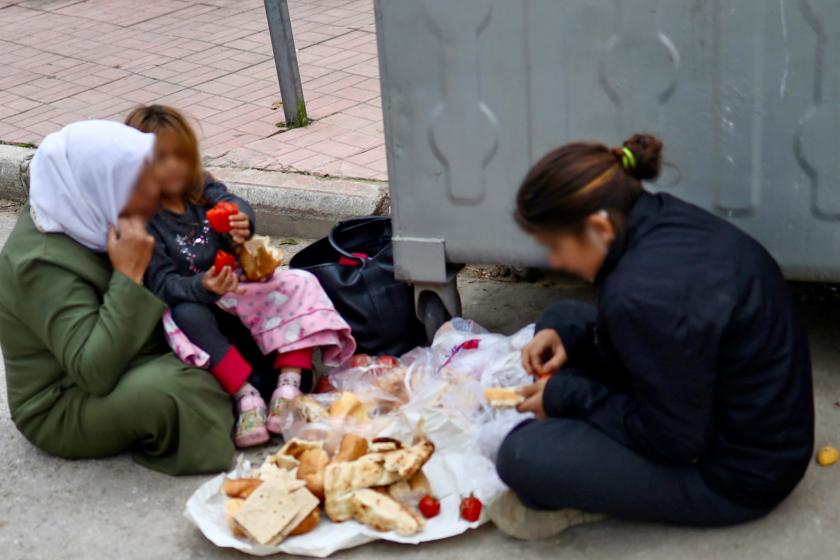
[[283, 318, 536, 461]]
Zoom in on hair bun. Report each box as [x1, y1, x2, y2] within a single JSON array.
[[621, 133, 663, 181]]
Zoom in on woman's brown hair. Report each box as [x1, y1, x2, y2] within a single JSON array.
[[515, 133, 663, 233], [124, 105, 206, 204]]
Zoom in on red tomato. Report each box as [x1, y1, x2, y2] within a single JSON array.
[[459, 495, 482, 522], [214, 249, 236, 273], [375, 355, 399, 368], [206, 201, 239, 233], [217, 201, 238, 213], [350, 354, 372, 368], [418, 495, 440, 519]]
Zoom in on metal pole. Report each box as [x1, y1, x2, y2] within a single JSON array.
[[264, 0, 308, 127]]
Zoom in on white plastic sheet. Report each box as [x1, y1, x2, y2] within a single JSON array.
[[184, 320, 535, 557]]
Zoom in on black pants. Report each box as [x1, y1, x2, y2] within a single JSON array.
[[496, 418, 769, 527], [170, 302, 288, 401], [171, 302, 238, 366]]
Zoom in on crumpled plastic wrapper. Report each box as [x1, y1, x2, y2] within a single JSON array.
[[184, 320, 535, 557]]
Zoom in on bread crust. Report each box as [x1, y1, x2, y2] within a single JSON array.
[[334, 434, 369, 463], [484, 387, 525, 408]]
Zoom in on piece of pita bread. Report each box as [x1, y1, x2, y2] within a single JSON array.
[[388, 470, 431, 504], [269, 487, 320, 545], [351, 489, 425, 536], [232, 481, 302, 545], [288, 508, 320, 536], [324, 438, 435, 522]]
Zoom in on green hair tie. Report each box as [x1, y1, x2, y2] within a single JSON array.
[[621, 147, 637, 170]]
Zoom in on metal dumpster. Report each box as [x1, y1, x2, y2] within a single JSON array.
[[374, 0, 840, 332]]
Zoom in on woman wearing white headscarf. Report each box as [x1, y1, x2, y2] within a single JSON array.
[[0, 121, 235, 475]]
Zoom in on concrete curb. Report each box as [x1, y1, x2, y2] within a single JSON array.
[[207, 166, 388, 238], [0, 145, 33, 201], [0, 145, 388, 238]]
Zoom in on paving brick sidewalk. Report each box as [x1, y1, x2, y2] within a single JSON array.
[[0, 0, 387, 181]]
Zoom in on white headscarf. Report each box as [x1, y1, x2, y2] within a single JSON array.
[[29, 120, 156, 251]]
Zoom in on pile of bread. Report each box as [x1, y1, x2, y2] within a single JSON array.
[[223, 432, 435, 545]]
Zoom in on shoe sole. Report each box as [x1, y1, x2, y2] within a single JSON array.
[[266, 417, 285, 435], [488, 491, 604, 540], [235, 429, 270, 448]]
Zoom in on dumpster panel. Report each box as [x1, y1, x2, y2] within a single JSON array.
[[376, 0, 840, 281]]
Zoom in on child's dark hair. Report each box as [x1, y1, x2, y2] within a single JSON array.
[[515, 133, 663, 233], [124, 105, 206, 204]]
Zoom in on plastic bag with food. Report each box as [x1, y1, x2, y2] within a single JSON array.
[[332, 320, 533, 458], [186, 318, 535, 557], [272, 317, 534, 469]]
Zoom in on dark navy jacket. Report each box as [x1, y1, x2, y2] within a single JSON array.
[[145, 178, 255, 307], [538, 192, 814, 510]]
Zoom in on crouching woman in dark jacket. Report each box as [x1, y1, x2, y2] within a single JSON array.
[[489, 134, 814, 539]]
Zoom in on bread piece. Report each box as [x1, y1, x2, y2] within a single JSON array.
[[388, 470, 431, 504], [369, 437, 404, 454], [288, 508, 320, 536], [296, 396, 327, 422], [273, 454, 300, 471], [297, 447, 330, 500], [484, 387, 525, 408], [254, 460, 306, 489], [233, 479, 318, 546], [328, 392, 368, 421], [232, 481, 307, 545], [368, 442, 398, 453], [324, 438, 436, 522], [222, 478, 263, 499], [279, 438, 324, 460], [324, 461, 358, 522], [350, 488, 425, 536], [372, 437, 403, 449], [381, 438, 435, 481], [371, 367, 409, 406], [239, 235, 284, 282], [226, 498, 246, 537], [271, 488, 320, 545], [334, 434, 369, 463]]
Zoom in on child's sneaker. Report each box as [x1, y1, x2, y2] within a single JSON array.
[[266, 383, 302, 435], [234, 389, 270, 448]]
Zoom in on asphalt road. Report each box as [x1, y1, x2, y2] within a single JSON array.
[[1, 205, 839, 560]]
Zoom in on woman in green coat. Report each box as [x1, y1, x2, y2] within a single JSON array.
[[0, 120, 235, 475]]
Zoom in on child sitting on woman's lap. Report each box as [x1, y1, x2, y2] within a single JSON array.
[[126, 105, 355, 448]]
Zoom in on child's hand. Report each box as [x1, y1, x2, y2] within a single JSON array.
[[229, 212, 251, 245], [203, 265, 244, 295]]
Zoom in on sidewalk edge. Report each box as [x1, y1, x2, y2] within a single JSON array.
[[0, 147, 388, 238]]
